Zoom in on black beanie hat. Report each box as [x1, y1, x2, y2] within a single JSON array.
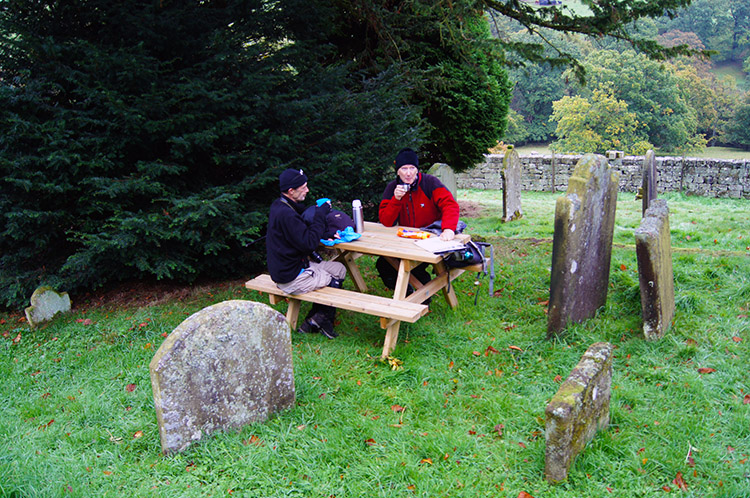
[[279, 168, 308, 192], [394, 148, 419, 171]]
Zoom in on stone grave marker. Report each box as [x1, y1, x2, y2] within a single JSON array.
[[640, 150, 657, 215], [547, 154, 619, 336], [24, 286, 72, 328], [635, 199, 675, 340], [150, 300, 295, 454], [426, 162, 457, 198], [545, 342, 614, 484], [502, 146, 523, 222]]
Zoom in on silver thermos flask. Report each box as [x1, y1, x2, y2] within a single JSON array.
[[352, 199, 364, 233]]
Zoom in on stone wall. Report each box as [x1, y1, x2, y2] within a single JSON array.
[[457, 154, 750, 199]]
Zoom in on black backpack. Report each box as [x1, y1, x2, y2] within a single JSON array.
[[302, 206, 355, 239]]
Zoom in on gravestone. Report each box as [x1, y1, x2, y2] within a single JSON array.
[[545, 342, 614, 484], [501, 146, 523, 222], [635, 199, 675, 340], [150, 300, 295, 454], [426, 163, 458, 198], [547, 154, 620, 336], [24, 286, 71, 328], [640, 150, 657, 215]]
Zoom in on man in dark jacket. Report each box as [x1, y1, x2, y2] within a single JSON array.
[[376, 148, 460, 293], [266, 168, 346, 339]]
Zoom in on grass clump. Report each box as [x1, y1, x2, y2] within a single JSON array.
[[1, 190, 749, 497]]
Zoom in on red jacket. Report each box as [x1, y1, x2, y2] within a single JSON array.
[[378, 172, 459, 231]]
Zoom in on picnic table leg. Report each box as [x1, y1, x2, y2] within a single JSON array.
[[285, 298, 301, 330], [434, 261, 459, 308], [337, 250, 367, 292], [381, 259, 414, 358]]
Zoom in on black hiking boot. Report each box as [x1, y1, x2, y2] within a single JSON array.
[[309, 313, 338, 339]]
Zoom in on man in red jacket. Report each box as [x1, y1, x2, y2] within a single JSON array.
[[377, 148, 460, 294]]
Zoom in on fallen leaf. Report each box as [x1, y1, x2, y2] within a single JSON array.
[[420, 458, 433, 465], [727, 445, 735, 452], [662, 485, 672, 492], [494, 424, 504, 436], [365, 438, 376, 446], [76, 318, 93, 325], [620, 264, 627, 271], [391, 404, 405, 413], [448, 361, 454, 369], [103, 470, 112, 476], [472, 351, 481, 356], [508, 345, 523, 352], [697, 368, 716, 374], [518, 442, 526, 449], [686, 338, 698, 346], [673, 471, 687, 491], [517, 492, 534, 498], [407, 484, 416, 491], [744, 394, 750, 405], [554, 375, 563, 383], [732, 336, 742, 343], [126, 383, 136, 392], [133, 430, 143, 439]]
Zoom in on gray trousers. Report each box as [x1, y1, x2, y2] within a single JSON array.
[[276, 260, 346, 295]]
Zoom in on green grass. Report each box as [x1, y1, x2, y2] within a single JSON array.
[[2, 192, 749, 497]]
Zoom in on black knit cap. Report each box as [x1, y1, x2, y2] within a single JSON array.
[[394, 148, 419, 171], [279, 168, 308, 191]]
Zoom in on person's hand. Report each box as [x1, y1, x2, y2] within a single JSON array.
[[394, 184, 407, 200], [439, 229, 455, 241]]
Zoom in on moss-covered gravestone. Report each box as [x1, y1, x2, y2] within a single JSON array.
[[545, 342, 614, 484], [150, 300, 295, 454], [501, 146, 523, 222], [24, 286, 72, 328], [547, 154, 619, 336], [426, 163, 457, 198], [635, 199, 675, 340], [640, 150, 657, 215]]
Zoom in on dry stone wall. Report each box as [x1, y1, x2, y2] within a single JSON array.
[[457, 153, 750, 198]]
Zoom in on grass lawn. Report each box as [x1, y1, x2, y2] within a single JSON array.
[[2, 191, 749, 497]]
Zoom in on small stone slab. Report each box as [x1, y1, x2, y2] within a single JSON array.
[[426, 163, 458, 198], [24, 286, 71, 328], [502, 147, 523, 222], [547, 154, 620, 336], [545, 342, 614, 484], [149, 300, 295, 454], [641, 150, 657, 215], [635, 199, 675, 340]]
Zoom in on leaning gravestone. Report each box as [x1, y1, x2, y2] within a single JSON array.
[[545, 342, 614, 484], [635, 199, 675, 340], [640, 150, 657, 215], [547, 154, 620, 336], [427, 163, 457, 198], [501, 146, 523, 222], [24, 286, 71, 328], [150, 300, 295, 454]]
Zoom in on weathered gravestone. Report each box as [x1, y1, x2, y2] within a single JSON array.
[[640, 150, 657, 215], [501, 146, 523, 222], [545, 342, 614, 484], [150, 300, 295, 454], [547, 154, 620, 336], [427, 163, 458, 198], [24, 286, 71, 328], [635, 199, 675, 340]]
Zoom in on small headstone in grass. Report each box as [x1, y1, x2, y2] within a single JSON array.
[[149, 300, 295, 454], [502, 146, 523, 222], [545, 342, 614, 484], [635, 199, 675, 340], [547, 154, 619, 336], [426, 162, 458, 198], [24, 286, 71, 328], [640, 150, 658, 215]]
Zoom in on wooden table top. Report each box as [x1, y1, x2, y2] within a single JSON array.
[[332, 221, 469, 264]]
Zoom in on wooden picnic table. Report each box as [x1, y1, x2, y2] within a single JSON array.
[[246, 221, 483, 358], [329, 221, 481, 357]]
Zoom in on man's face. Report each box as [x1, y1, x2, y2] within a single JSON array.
[[397, 164, 418, 185], [286, 183, 309, 202]]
